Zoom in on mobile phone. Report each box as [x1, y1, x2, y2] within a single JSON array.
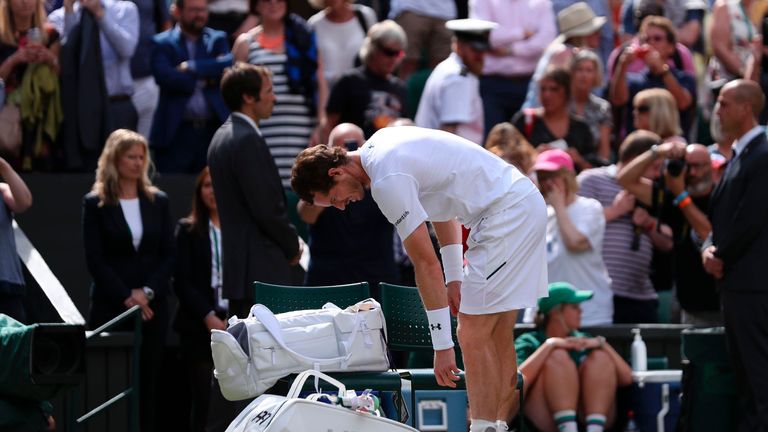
[[344, 139, 358, 151]]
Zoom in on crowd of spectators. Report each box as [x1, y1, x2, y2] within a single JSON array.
[[3, 0, 768, 429]]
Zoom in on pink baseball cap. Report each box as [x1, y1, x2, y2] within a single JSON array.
[[531, 149, 575, 172]]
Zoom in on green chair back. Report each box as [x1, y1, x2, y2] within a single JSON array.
[[252, 281, 371, 314], [379, 283, 459, 352]]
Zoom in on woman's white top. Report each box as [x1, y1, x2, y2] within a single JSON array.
[[119, 198, 143, 250]]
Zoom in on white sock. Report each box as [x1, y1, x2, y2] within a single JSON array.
[[469, 419, 497, 432], [495, 419, 509, 431], [586, 413, 607, 432], [553, 409, 578, 432]]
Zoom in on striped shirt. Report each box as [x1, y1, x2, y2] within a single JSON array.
[[578, 165, 657, 300], [246, 35, 315, 188]]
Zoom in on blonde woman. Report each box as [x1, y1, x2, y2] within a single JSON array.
[[0, 0, 61, 170], [632, 88, 684, 142], [483, 121, 537, 174], [82, 129, 172, 432]]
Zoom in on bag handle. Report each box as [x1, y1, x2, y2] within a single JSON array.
[[249, 302, 368, 366], [287, 369, 347, 399]]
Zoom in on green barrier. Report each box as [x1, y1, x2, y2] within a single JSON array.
[[678, 327, 737, 432]]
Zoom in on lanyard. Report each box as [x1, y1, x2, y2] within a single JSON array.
[[210, 222, 222, 286]]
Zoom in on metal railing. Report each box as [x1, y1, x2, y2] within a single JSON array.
[[66, 306, 142, 432]]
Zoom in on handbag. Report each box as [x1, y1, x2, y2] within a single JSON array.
[[0, 102, 21, 156], [211, 299, 391, 401], [226, 370, 417, 432]]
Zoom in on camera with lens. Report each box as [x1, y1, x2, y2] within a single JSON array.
[[665, 158, 686, 177]]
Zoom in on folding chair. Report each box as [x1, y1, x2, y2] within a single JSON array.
[[380, 282, 525, 431]]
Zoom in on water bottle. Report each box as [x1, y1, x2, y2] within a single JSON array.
[[631, 328, 647, 371], [624, 410, 639, 432]]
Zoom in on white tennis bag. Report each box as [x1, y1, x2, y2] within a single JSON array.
[[226, 370, 417, 432], [211, 299, 391, 401]]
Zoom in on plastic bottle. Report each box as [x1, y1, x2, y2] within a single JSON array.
[[631, 328, 647, 371], [624, 410, 639, 432]]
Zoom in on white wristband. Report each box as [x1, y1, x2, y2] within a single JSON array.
[[426, 307, 454, 350], [439, 243, 464, 283]]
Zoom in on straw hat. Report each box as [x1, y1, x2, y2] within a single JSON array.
[[555, 2, 607, 42]]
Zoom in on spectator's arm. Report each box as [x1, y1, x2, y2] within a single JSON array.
[[188, 32, 232, 77], [315, 52, 329, 128], [509, 2, 557, 58], [709, 0, 745, 77], [0, 157, 32, 213], [598, 124, 612, 161], [616, 151, 655, 206], [660, 69, 693, 110], [469, 0, 525, 44], [150, 38, 196, 93], [608, 48, 631, 107], [97, 1, 139, 59], [232, 32, 251, 62]]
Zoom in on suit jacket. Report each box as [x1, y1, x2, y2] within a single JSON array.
[[173, 219, 216, 337], [149, 26, 231, 149], [708, 131, 768, 293], [82, 190, 174, 328], [207, 115, 299, 301]]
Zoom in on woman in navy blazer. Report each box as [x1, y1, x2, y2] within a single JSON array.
[[82, 129, 173, 432], [173, 167, 226, 431]]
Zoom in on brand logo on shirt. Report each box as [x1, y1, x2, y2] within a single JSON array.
[[430, 324, 442, 331], [394, 210, 410, 226]]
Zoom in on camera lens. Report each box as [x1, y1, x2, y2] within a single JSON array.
[[666, 159, 686, 177]]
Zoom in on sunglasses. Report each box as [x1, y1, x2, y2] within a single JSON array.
[[378, 45, 403, 57], [259, 0, 285, 3], [634, 105, 650, 114]]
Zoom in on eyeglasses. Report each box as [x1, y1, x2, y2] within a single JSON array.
[[259, 0, 285, 3], [378, 45, 403, 57], [634, 105, 650, 114]]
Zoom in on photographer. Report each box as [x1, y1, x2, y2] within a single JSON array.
[[608, 16, 696, 139], [578, 131, 673, 324], [617, 139, 721, 325]]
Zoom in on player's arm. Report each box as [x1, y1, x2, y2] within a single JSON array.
[[432, 219, 463, 315], [403, 223, 449, 311], [403, 223, 461, 388]]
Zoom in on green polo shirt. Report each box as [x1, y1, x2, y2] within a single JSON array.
[[515, 329, 594, 365]]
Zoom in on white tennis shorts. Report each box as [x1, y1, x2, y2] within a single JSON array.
[[460, 189, 549, 315]]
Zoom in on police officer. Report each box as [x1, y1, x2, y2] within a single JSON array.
[[415, 18, 497, 145]]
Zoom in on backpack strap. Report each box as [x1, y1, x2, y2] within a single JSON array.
[[353, 6, 369, 35]]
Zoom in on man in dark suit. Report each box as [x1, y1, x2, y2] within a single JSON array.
[[207, 62, 302, 319], [702, 79, 768, 432], [150, 0, 231, 173]]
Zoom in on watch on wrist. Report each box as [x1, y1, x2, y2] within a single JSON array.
[[142, 286, 155, 301], [650, 144, 659, 160]]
